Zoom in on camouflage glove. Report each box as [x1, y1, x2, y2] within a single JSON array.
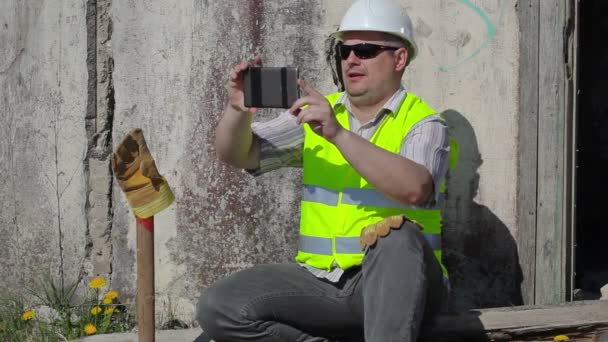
[[359, 215, 424, 250], [112, 128, 175, 218]]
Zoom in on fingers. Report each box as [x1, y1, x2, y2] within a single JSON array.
[[140, 159, 165, 189], [229, 56, 263, 82], [229, 62, 249, 82], [113, 135, 138, 165], [293, 101, 343, 140], [295, 107, 315, 124], [112, 136, 137, 180], [288, 97, 308, 115], [111, 152, 126, 179], [289, 95, 325, 116], [140, 159, 161, 180], [288, 79, 323, 114], [296, 109, 323, 134], [297, 79, 321, 97], [294, 108, 324, 135]]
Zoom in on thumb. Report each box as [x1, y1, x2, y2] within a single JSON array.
[[111, 152, 129, 180], [140, 159, 165, 190], [140, 159, 162, 181]]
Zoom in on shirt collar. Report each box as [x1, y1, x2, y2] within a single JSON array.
[[333, 85, 407, 119]]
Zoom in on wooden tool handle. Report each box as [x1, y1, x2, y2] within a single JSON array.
[[136, 216, 155, 342]]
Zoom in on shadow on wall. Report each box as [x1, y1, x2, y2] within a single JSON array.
[[441, 110, 524, 311]]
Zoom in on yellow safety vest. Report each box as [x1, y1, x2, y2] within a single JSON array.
[[296, 91, 456, 278]]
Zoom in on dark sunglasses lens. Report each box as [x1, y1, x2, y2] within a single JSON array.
[[338, 44, 382, 60], [354, 45, 380, 59], [337, 44, 351, 59]]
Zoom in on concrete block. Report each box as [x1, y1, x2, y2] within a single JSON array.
[[74, 328, 202, 342]]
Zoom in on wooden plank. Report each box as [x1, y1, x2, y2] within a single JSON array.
[[421, 301, 608, 341], [478, 301, 608, 331], [535, 0, 568, 305], [564, 0, 580, 303], [516, 0, 540, 306]]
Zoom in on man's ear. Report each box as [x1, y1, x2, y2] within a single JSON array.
[[395, 48, 409, 71]]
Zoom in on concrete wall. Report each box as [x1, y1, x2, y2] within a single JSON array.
[[0, 0, 525, 323], [405, 1, 523, 309], [0, 0, 89, 291]]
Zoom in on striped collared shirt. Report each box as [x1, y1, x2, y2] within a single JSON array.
[[249, 86, 450, 282]]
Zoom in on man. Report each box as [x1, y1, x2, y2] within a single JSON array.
[[196, 0, 452, 341]]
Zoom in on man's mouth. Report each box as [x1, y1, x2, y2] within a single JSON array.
[[347, 71, 366, 80]]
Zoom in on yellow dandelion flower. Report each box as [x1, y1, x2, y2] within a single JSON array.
[[104, 290, 118, 300], [104, 307, 115, 315], [103, 297, 113, 305], [90, 306, 102, 315], [84, 323, 97, 335], [89, 277, 106, 289], [21, 310, 36, 321], [554, 335, 570, 342]]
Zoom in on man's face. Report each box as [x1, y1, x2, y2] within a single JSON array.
[[339, 31, 407, 105]]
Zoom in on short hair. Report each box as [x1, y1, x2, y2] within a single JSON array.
[[380, 32, 414, 66], [380, 32, 407, 47]]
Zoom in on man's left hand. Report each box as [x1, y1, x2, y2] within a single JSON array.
[[289, 79, 344, 142]]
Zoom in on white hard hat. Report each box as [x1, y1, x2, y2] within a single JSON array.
[[330, 0, 418, 61]]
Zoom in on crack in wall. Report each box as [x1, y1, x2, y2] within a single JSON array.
[[83, 0, 96, 281], [0, 47, 25, 75], [84, 0, 115, 280]]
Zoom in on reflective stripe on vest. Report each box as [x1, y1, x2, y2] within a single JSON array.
[[335, 237, 362, 254], [303, 185, 339, 206], [299, 233, 442, 254], [304, 184, 445, 210], [299, 235, 333, 256]]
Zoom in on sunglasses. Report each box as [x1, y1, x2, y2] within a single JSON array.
[[335, 43, 400, 60]]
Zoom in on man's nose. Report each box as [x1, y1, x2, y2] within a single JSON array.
[[345, 50, 360, 63]]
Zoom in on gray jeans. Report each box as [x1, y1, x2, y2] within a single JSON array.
[[196, 221, 447, 342]]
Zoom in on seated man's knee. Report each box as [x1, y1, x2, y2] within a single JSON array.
[[196, 282, 238, 339], [381, 221, 426, 250]]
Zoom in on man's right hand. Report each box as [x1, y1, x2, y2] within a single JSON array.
[[215, 56, 263, 169], [227, 56, 262, 114]]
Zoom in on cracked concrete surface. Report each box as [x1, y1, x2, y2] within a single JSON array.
[[83, 0, 115, 283], [0, 0, 89, 292]]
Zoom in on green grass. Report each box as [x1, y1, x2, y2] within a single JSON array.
[[0, 274, 136, 341], [0, 295, 60, 341]]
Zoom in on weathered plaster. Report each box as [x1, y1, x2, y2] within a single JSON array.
[[82, 0, 115, 281], [0, 0, 89, 290]]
